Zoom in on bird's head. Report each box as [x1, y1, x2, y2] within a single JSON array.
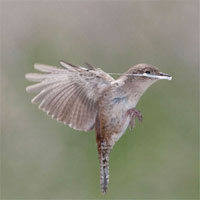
[[117, 64, 172, 104], [123, 64, 172, 85], [126, 64, 172, 81]]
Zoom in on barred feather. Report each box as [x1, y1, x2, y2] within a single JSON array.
[[26, 61, 114, 131], [98, 142, 111, 194]]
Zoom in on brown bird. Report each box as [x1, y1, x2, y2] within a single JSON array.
[[26, 61, 172, 194]]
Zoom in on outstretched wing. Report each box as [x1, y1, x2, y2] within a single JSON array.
[[26, 61, 114, 131]]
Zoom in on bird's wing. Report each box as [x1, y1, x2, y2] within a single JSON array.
[[26, 61, 115, 131]]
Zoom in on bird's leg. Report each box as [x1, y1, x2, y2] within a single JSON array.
[[127, 108, 143, 130]]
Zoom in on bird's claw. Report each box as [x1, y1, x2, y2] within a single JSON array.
[[127, 108, 143, 130]]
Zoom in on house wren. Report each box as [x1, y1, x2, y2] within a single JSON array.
[[26, 61, 172, 194]]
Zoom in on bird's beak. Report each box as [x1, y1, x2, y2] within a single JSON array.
[[157, 72, 172, 80], [142, 72, 172, 80]]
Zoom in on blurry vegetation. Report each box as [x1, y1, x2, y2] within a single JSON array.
[[1, 0, 199, 199]]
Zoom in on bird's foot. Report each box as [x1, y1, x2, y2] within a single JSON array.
[[127, 108, 143, 130]]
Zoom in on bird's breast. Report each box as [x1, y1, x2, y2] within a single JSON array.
[[98, 87, 138, 146], [98, 101, 131, 146], [109, 115, 130, 146]]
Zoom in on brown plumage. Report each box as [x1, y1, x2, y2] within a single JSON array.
[[26, 61, 172, 194]]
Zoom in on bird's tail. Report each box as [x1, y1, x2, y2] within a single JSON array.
[[98, 142, 111, 194]]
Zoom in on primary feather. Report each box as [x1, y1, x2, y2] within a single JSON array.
[[26, 62, 114, 131]]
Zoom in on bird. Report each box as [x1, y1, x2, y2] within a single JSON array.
[[26, 61, 172, 194]]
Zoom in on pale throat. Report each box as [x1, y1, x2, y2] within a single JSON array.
[[123, 79, 157, 108]]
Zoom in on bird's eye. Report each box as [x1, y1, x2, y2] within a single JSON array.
[[145, 71, 151, 74]]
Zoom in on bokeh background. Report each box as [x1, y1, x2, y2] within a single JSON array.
[[1, 0, 199, 199]]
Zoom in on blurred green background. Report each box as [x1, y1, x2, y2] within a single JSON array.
[[1, 0, 199, 199]]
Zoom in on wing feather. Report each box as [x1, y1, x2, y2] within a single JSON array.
[[39, 82, 75, 111], [74, 91, 89, 130], [59, 85, 83, 123], [26, 61, 114, 131], [34, 64, 57, 72], [69, 89, 85, 128], [31, 82, 66, 104], [45, 84, 73, 114], [50, 85, 75, 118], [55, 85, 79, 121], [77, 92, 89, 129]]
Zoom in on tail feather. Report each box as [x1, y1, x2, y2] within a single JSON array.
[[95, 115, 112, 194], [98, 142, 111, 194]]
